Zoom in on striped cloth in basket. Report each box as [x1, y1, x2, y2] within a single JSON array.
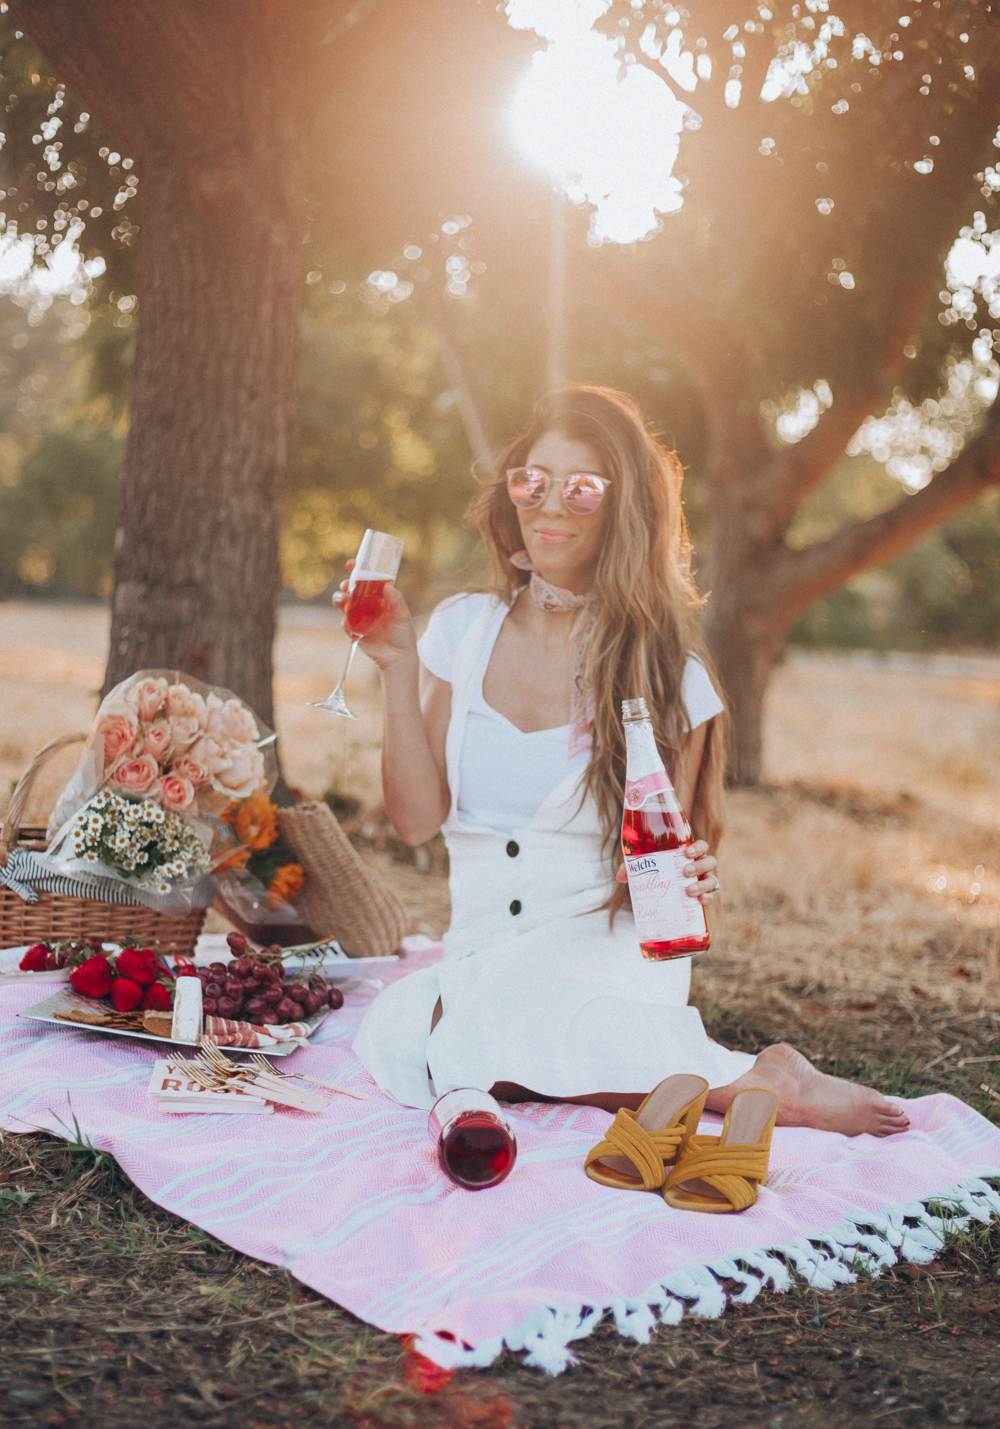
[[0, 848, 144, 906]]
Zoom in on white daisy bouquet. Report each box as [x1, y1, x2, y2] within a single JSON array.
[[44, 670, 278, 909], [67, 790, 212, 894]]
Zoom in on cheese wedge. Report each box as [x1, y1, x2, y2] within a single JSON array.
[[171, 975, 203, 1042]]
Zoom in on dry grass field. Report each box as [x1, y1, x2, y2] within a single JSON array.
[[1, 601, 999, 1428]]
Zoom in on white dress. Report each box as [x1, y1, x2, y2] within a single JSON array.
[[353, 593, 757, 1110]]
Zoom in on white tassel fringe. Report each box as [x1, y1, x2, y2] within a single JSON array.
[[414, 1176, 1000, 1377]]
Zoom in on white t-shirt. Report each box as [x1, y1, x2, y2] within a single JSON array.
[[418, 593, 724, 834]]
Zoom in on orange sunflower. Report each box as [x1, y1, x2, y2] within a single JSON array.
[[266, 862, 306, 909], [234, 791, 279, 852], [215, 846, 252, 872]]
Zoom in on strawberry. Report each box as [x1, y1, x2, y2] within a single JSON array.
[[111, 977, 144, 1012], [114, 947, 160, 986], [18, 944, 49, 972], [69, 955, 113, 999], [140, 981, 173, 1012]]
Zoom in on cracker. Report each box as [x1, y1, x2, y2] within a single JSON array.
[[143, 1011, 173, 1039]]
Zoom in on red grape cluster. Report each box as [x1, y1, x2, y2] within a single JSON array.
[[195, 934, 344, 1025]]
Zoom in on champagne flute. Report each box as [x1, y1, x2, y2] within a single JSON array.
[[309, 529, 404, 719]]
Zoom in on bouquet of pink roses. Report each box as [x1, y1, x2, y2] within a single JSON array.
[[94, 675, 269, 816], [43, 670, 278, 909]]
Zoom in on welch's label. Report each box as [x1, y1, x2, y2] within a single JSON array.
[[625, 848, 704, 942]]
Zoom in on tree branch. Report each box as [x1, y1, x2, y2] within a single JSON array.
[[770, 406, 1000, 613], [9, 1, 342, 150], [424, 284, 502, 470], [756, 276, 935, 539]]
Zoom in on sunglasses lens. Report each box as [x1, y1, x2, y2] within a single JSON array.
[[563, 475, 606, 513], [507, 467, 547, 507]]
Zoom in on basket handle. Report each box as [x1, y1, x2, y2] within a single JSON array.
[[0, 732, 88, 863]]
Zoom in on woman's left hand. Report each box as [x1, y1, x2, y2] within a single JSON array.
[[681, 840, 720, 903], [615, 839, 720, 902]]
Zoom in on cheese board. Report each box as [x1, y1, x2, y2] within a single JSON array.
[[17, 984, 329, 1056]]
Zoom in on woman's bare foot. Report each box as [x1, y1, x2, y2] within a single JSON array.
[[706, 1044, 910, 1138]]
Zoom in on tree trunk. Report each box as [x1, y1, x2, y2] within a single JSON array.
[[698, 394, 795, 786], [9, 1, 340, 729], [104, 128, 305, 727], [702, 589, 789, 786], [701, 394, 1000, 784]]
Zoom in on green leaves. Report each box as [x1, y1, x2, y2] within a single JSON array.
[[0, 19, 139, 292], [0, 1185, 35, 1216]]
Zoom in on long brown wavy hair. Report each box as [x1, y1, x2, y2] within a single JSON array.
[[466, 385, 728, 915]]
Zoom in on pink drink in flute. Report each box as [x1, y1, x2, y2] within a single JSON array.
[[309, 529, 404, 719], [342, 578, 391, 637], [620, 696, 710, 960]]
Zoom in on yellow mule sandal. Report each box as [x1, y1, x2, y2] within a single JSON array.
[[663, 1087, 779, 1214], [584, 1074, 710, 1192]]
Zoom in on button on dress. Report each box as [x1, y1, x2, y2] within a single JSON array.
[[352, 593, 757, 1109]]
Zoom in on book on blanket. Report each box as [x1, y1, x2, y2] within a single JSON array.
[[147, 1059, 272, 1114]]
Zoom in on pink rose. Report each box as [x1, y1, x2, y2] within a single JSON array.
[[203, 693, 228, 738], [204, 694, 257, 744], [170, 755, 209, 791], [110, 753, 160, 794], [166, 684, 207, 724], [142, 719, 171, 762], [159, 772, 195, 812], [129, 678, 167, 723], [169, 714, 202, 749], [186, 734, 231, 775], [97, 712, 138, 766], [212, 745, 266, 799]]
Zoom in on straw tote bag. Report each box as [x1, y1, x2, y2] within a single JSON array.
[[0, 733, 206, 956], [277, 801, 409, 959]]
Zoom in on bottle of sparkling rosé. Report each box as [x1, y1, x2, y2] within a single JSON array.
[[428, 1089, 517, 1191], [621, 696, 711, 961]]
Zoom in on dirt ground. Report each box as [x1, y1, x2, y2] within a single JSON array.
[[1, 602, 999, 1427]]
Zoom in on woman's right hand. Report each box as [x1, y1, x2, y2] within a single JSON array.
[[334, 560, 417, 672]]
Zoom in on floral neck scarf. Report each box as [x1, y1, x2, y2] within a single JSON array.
[[509, 550, 595, 760]]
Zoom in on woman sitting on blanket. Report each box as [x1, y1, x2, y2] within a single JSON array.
[[350, 385, 908, 1140]]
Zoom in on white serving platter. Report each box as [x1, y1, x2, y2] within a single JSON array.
[[17, 985, 330, 1058], [182, 935, 398, 982], [281, 946, 400, 982]]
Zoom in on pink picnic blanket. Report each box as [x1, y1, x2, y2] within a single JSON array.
[[2, 938, 999, 1374]]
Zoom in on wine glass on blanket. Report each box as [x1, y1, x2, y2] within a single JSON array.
[[309, 529, 404, 719]]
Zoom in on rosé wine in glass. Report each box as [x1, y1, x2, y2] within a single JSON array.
[[343, 578, 391, 638], [309, 530, 403, 719], [429, 1089, 517, 1190], [621, 697, 710, 960]]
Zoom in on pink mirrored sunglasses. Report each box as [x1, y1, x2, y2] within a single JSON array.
[[505, 466, 610, 515]]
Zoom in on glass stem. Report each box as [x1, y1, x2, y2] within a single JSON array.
[[335, 636, 361, 696]]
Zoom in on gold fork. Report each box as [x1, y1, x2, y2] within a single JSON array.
[[169, 1054, 228, 1090], [199, 1041, 244, 1078], [248, 1054, 371, 1101], [196, 1041, 331, 1112], [173, 1049, 323, 1111]]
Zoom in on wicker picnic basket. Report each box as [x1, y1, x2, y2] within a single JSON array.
[[277, 800, 410, 959], [0, 732, 207, 956]]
